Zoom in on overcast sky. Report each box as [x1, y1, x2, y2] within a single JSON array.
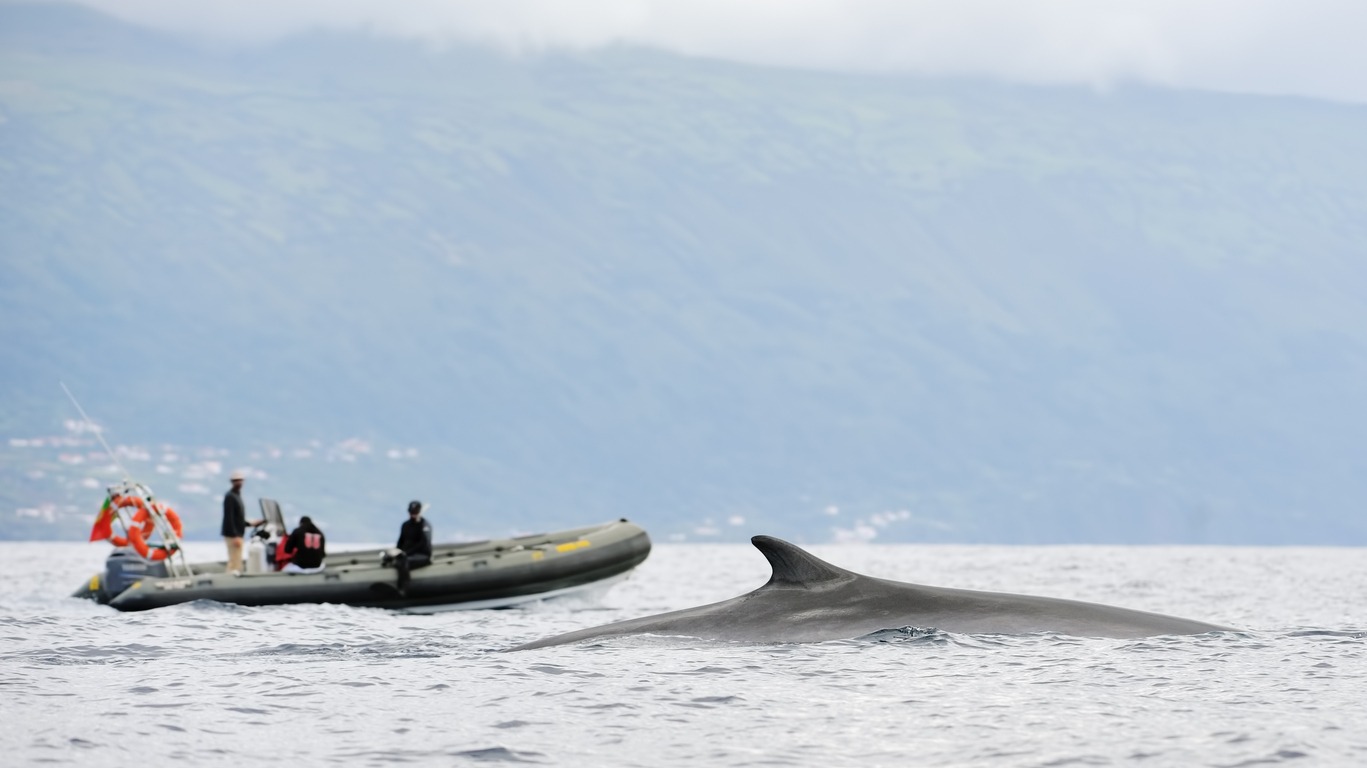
[[69, 0, 1367, 104]]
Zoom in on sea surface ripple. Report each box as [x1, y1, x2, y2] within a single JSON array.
[[1, 540, 1363, 766]]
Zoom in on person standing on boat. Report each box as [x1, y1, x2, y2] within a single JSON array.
[[222, 470, 264, 574], [389, 500, 432, 590], [282, 516, 326, 573]]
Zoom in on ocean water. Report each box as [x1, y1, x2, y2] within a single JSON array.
[[1, 540, 1363, 766]]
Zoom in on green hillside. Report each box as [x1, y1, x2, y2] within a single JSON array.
[[3, 3, 1367, 543]]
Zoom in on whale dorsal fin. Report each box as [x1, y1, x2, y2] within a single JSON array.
[[752, 535, 853, 586]]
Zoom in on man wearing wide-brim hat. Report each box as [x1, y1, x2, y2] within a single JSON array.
[[222, 470, 264, 574]]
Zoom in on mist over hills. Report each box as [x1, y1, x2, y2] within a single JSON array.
[[4, 3, 1366, 544]]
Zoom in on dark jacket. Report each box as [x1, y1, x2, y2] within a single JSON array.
[[397, 517, 432, 557], [221, 489, 247, 537], [284, 519, 326, 569]]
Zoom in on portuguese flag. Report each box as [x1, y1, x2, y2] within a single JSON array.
[[89, 495, 114, 541]]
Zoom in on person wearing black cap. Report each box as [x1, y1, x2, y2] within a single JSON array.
[[390, 500, 432, 590]]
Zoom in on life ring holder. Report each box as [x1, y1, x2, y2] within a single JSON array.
[[99, 482, 192, 577]]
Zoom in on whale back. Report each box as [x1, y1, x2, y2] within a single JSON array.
[[510, 535, 1234, 649]]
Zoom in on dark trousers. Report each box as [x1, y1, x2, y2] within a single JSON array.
[[394, 552, 431, 590]]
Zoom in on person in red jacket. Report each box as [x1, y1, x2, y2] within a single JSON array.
[[281, 516, 326, 573]]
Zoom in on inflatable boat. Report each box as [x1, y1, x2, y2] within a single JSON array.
[[74, 496, 652, 612]]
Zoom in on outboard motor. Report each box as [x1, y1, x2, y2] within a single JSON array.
[[101, 548, 168, 602]]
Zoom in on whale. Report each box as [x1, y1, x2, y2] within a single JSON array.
[[512, 535, 1234, 649]]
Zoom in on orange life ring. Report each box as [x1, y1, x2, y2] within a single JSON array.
[[114, 494, 148, 512], [110, 495, 153, 547], [152, 506, 185, 538], [129, 524, 176, 561], [120, 503, 184, 558]]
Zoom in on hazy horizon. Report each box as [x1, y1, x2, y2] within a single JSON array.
[[48, 0, 1367, 105]]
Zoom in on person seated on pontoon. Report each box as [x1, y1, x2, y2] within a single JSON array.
[[383, 500, 432, 590], [281, 516, 326, 574]]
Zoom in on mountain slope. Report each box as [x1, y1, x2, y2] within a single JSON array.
[[3, 3, 1367, 543]]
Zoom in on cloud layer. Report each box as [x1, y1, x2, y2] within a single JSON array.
[[68, 0, 1367, 104]]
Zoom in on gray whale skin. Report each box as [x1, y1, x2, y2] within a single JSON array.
[[512, 535, 1233, 649]]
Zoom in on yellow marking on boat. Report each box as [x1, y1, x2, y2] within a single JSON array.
[[555, 540, 591, 553], [532, 551, 544, 561], [88, 574, 100, 591]]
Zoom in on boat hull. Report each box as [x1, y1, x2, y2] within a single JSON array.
[[75, 519, 651, 613]]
